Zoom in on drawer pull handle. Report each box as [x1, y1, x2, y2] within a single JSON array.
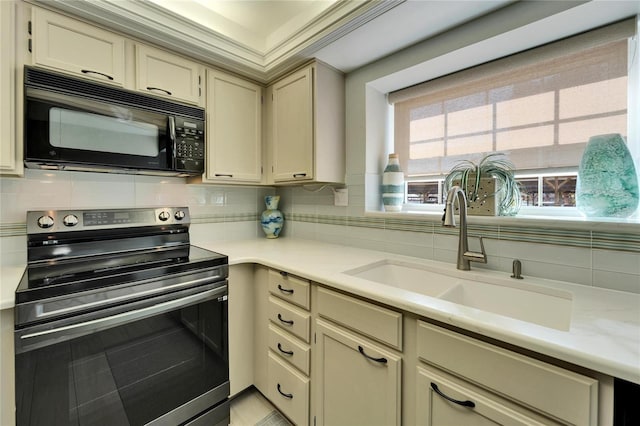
[[277, 343, 294, 356], [430, 382, 476, 408], [279, 271, 288, 277], [277, 313, 294, 325], [81, 69, 114, 81], [278, 284, 294, 295], [293, 173, 307, 178], [147, 86, 172, 96], [358, 345, 387, 364], [277, 383, 293, 399]]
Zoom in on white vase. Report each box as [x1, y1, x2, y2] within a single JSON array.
[[261, 195, 284, 238], [382, 153, 404, 212]]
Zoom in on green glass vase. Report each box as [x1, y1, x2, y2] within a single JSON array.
[[576, 134, 639, 218]]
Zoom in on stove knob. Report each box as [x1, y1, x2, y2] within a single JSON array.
[[63, 214, 79, 227], [37, 215, 54, 229], [174, 210, 186, 220], [158, 210, 171, 221]]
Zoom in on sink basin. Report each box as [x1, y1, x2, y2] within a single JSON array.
[[344, 259, 461, 297], [439, 281, 572, 331], [344, 259, 573, 331]]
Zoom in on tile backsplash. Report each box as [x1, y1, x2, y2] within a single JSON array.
[[1, 170, 639, 295], [276, 185, 640, 294], [0, 169, 273, 272]]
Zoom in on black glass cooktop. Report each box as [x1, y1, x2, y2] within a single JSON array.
[[16, 245, 227, 304]]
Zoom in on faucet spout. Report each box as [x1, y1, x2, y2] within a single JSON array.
[[442, 186, 487, 270]]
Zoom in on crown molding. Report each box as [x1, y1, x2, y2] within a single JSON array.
[[33, 0, 404, 83]]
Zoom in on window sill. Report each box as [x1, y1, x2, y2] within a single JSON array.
[[365, 208, 640, 234]]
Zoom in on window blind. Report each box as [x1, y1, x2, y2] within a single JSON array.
[[390, 18, 635, 178]]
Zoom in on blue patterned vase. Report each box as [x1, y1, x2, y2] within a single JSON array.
[[261, 195, 284, 238], [576, 134, 639, 218], [382, 153, 405, 212]]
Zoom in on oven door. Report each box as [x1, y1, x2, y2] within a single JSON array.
[[15, 282, 229, 426], [25, 87, 173, 173]]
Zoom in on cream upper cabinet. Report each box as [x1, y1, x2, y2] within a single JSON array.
[[135, 44, 202, 105], [30, 7, 125, 86], [270, 61, 345, 184], [0, 0, 21, 175], [314, 319, 401, 426], [204, 69, 262, 183]]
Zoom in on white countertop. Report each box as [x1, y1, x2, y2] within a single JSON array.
[[204, 238, 640, 385], [2, 238, 639, 384]]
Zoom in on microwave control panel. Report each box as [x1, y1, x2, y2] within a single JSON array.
[[174, 117, 205, 172]]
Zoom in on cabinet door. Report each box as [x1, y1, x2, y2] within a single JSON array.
[[416, 365, 556, 426], [271, 66, 314, 182], [205, 69, 262, 183], [268, 351, 310, 426], [135, 44, 201, 104], [31, 7, 125, 85], [0, 0, 20, 175], [315, 319, 401, 426]]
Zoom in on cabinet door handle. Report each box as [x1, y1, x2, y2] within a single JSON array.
[[277, 313, 294, 325], [293, 173, 307, 178], [81, 69, 114, 81], [214, 174, 233, 178], [430, 382, 476, 408], [358, 345, 387, 364], [278, 284, 294, 295], [277, 343, 294, 356], [147, 86, 172, 96], [277, 383, 293, 399]]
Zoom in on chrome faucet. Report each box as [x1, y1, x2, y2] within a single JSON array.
[[442, 186, 487, 270]]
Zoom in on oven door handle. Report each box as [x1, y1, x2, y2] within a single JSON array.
[[17, 285, 227, 353]]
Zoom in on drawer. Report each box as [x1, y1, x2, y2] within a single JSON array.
[[416, 321, 598, 426], [268, 351, 309, 426], [268, 296, 311, 343], [317, 286, 402, 350], [268, 323, 311, 375], [268, 269, 310, 310]]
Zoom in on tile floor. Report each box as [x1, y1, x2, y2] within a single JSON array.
[[230, 387, 291, 426]]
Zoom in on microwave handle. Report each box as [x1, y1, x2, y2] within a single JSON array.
[[168, 116, 177, 167]]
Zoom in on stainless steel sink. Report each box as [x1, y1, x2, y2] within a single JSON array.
[[344, 259, 573, 331]]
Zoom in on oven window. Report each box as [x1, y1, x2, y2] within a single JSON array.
[[15, 299, 228, 426], [49, 107, 160, 157]]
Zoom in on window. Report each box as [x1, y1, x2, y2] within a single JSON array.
[[407, 173, 577, 208], [390, 20, 636, 213]]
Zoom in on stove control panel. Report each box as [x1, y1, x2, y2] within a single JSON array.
[[27, 207, 191, 234]]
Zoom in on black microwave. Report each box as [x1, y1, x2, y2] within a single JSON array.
[[24, 67, 205, 177]]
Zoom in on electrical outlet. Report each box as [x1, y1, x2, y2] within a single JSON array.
[[334, 188, 348, 206]]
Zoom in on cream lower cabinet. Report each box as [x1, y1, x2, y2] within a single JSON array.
[[416, 320, 599, 426], [314, 319, 401, 426], [251, 269, 604, 426], [314, 286, 402, 426], [416, 364, 553, 425], [259, 267, 312, 425]]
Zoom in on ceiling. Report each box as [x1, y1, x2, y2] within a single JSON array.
[[40, 0, 514, 83]]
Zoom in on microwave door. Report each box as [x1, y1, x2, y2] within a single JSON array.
[[25, 91, 171, 172]]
